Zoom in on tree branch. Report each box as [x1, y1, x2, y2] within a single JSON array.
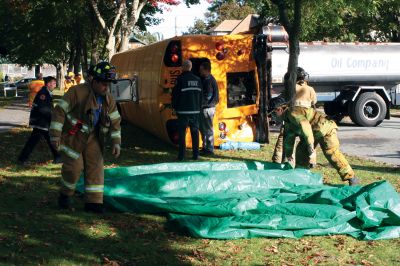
[[90, 0, 109, 35], [271, 0, 291, 32]]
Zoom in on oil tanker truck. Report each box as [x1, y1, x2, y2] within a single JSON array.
[[270, 41, 400, 126]]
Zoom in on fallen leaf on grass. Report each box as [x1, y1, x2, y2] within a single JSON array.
[[103, 256, 120, 266], [361, 259, 374, 266], [264, 246, 279, 253]]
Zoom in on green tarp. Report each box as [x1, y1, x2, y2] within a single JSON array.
[[76, 161, 400, 240]]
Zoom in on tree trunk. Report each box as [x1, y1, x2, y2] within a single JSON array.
[[55, 64, 61, 89], [58, 63, 67, 93], [67, 46, 75, 73], [120, 30, 130, 52], [273, 0, 302, 101], [106, 36, 116, 61]]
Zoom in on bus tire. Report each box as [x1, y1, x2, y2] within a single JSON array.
[[352, 92, 386, 127]]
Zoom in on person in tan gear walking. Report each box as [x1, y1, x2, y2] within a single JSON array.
[[272, 67, 318, 165], [50, 62, 121, 213]]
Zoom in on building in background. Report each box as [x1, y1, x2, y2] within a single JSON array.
[[208, 15, 259, 36], [0, 64, 56, 81], [129, 36, 147, 49]]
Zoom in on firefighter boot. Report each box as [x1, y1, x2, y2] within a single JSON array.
[[58, 193, 72, 209], [84, 203, 105, 214], [348, 176, 361, 186]]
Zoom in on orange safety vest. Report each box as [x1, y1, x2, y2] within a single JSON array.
[[28, 79, 45, 107], [64, 79, 76, 93]]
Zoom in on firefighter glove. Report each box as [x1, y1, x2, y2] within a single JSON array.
[[51, 140, 60, 151], [112, 144, 121, 158], [284, 156, 295, 169], [309, 150, 317, 168]]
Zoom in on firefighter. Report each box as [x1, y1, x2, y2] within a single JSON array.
[[268, 96, 361, 186], [18, 76, 61, 165], [74, 73, 83, 84], [64, 71, 76, 93], [50, 62, 121, 213], [272, 67, 318, 165]]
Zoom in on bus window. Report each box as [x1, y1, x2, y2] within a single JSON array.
[[227, 71, 257, 108]]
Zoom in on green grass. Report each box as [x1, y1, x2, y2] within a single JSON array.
[[0, 123, 399, 265]]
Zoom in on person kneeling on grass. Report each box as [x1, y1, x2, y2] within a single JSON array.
[[268, 96, 361, 186]]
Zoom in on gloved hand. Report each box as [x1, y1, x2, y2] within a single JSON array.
[[51, 140, 60, 151], [112, 144, 121, 158], [283, 156, 295, 170], [309, 150, 317, 168]]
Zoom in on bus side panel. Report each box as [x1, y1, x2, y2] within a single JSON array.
[[112, 41, 171, 143]]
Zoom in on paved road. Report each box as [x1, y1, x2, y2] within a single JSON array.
[[0, 98, 29, 133], [337, 117, 400, 166]]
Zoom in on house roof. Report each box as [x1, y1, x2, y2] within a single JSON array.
[[211, 20, 241, 33], [209, 14, 260, 35], [231, 14, 259, 34], [129, 36, 147, 45]]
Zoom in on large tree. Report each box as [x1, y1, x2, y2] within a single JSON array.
[[90, 0, 202, 60]]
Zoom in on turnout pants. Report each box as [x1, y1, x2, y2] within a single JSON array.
[[199, 107, 216, 153], [272, 126, 284, 163], [18, 128, 60, 162], [177, 114, 199, 160], [60, 133, 104, 204], [296, 129, 354, 180]]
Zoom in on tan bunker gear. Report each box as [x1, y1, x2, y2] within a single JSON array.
[[50, 83, 121, 203], [272, 80, 317, 163], [283, 107, 355, 181]]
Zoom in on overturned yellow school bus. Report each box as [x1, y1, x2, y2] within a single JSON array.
[[111, 34, 268, 146]]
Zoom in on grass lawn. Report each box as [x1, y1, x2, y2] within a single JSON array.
[[0, 122, 399, 265]]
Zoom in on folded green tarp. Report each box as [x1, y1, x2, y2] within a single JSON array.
[[76, 161, 400, 240]]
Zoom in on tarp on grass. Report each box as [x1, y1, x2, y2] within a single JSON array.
[[76, 161, 400, 240]]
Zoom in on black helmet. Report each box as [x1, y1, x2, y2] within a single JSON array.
[[92, 62, 116, 82], [296, 67, 308, 81], [268, 96, 288, 113]]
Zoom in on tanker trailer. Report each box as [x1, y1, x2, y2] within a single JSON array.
[[270, 42, 400, 126]]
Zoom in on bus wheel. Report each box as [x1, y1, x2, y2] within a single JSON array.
[[352, 92, 386, 127]]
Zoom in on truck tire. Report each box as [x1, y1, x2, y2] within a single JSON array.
[[351, 92, 386, 127]]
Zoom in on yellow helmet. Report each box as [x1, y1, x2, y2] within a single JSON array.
[[68, 72, 74, 77]]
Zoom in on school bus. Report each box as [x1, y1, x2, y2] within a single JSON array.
[[110, 34, 266, 147]]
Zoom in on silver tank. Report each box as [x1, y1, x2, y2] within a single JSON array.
[[271, 42, 400, 89]]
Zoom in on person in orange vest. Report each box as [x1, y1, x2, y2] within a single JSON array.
[[74, 73, 84, 84], [64, 72, 76, 93], [28, 73, 44, 107]]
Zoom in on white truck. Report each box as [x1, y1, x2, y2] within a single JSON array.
[[269, 42, 400, 127]]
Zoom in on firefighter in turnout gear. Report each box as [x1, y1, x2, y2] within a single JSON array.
[[50, 62, 121, 213], [268, 96, 361, 186], [272, 67, 318, 164]]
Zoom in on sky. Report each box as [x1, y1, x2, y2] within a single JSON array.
[[147, 0, 211, 40]]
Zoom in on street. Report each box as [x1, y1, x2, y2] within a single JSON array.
[[337, 116, 400, 166]]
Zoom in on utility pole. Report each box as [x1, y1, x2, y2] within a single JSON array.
[[175, 16, 177, 36]]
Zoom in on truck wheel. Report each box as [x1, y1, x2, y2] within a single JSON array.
[[352, 92, 386, 127]]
